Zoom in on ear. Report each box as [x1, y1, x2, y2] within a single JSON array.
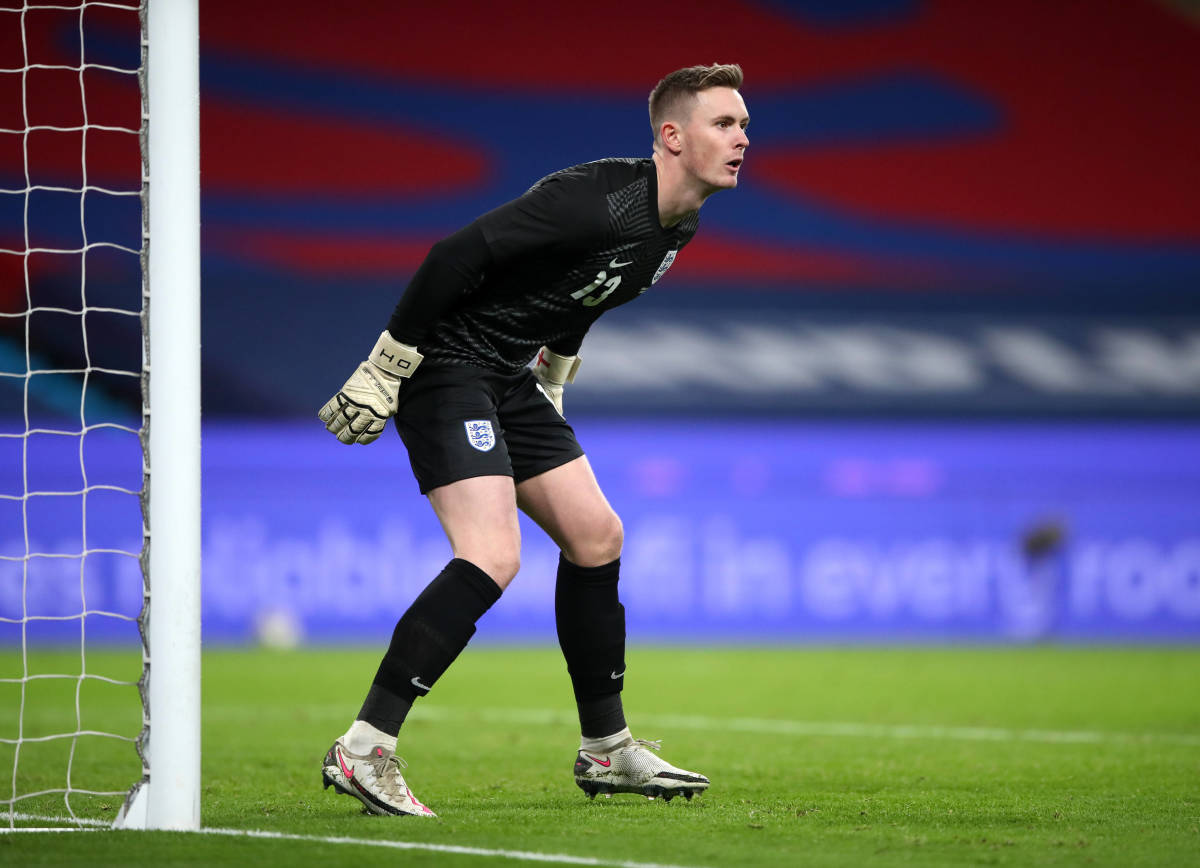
[[659, 120, 684, 156]]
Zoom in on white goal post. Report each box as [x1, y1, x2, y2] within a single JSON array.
[[114, 0, 201, 831], [0, 0, 199, 832]]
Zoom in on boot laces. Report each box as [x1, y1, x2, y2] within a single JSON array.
[[368, 751, 409, 799]]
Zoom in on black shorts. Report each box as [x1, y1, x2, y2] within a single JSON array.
[[393, 363, 585, 494]]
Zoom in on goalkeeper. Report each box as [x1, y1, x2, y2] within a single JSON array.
[[317, 63, 749, 817]]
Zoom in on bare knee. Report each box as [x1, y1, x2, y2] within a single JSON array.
[[462, 543, 521, 589], [563, 510, 623, 567]]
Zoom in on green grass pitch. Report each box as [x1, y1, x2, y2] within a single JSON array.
[[2, 645, 1198, 866]]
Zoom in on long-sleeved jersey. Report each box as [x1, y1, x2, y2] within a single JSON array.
[[387, 157, 700, 373]]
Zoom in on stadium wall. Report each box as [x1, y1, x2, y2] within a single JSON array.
[[4, 420, 1198, 644]]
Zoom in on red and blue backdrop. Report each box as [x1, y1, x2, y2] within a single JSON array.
[[2, 2, 1199, 643], [2, 0, 1199, 417]]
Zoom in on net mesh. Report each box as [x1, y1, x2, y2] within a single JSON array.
[[0, 0, 147, 829]]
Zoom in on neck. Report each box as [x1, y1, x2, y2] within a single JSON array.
[[652, 151, 711, 228]]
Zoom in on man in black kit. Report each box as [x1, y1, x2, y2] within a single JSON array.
[[317, 63, 749, 817]]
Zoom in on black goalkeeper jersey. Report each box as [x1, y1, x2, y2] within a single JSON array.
[[390, 158, 700, 373]]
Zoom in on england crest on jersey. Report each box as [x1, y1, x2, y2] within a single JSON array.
[[464, 420, 495, 452], [652, 249, 678, 284]]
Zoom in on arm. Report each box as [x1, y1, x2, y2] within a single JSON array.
[[390, 168, 600, 346], [320, 172, 602, 441], [483, 171, 601, 416], [385, 222, 492, 346], [318, 223, 494, 445]]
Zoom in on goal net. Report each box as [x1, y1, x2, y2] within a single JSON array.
[[1, 0, 199, 831]]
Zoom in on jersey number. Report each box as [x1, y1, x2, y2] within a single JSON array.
[[571, 271, 621, 307]]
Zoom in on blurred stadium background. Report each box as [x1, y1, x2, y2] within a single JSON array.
[[3, 0, 1199, 648]]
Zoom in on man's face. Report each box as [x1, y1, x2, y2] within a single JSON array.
[[678, 86, 750, 193]]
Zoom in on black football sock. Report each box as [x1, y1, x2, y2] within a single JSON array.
[[576, 694, 628, 740], [554, 554, 628, 738], [358, 558, 502, 736]]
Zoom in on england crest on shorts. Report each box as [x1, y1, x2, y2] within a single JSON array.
[[464, 420, 495, 452], [651, 249, 678, 284]]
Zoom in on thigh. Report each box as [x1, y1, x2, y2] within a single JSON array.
[[428, 475, 522, 587], [516, 455, 622, 567], [393, 365, 513, 494]]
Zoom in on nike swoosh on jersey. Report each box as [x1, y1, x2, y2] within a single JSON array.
[[411, 675, 432, 691], [608, 257, 633, 269], [610, 669, 625, 679]]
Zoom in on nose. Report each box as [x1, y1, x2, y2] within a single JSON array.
[[737, 128, 749, 150]]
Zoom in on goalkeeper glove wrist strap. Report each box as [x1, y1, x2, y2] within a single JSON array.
[[535, 347, 581, 385], [371, 330, 424, 379]]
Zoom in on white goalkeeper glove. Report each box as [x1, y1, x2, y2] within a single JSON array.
[[318, 330, 423, 445], [531, 346, 581, 417]]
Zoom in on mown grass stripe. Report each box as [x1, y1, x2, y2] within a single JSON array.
[[197, 701, 1200, 746], [404, 705, 1200, 747]]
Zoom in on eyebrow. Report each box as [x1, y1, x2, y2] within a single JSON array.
[[713, 114, 750, 126]]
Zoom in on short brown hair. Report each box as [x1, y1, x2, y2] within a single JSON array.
[[648, 63, 744, 145]]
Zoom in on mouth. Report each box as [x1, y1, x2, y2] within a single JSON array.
[[725, 158, 743, 172]]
